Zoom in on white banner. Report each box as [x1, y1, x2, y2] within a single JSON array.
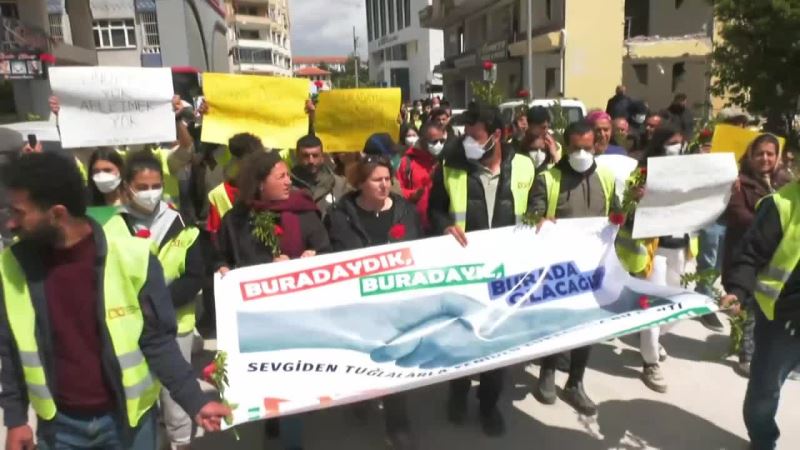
[[49, 67, 176, 148], [215, 219, 715, 427], [632, 153, 738, 239]]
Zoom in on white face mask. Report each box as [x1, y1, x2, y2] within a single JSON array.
[[633, 114, 646, 124], [93, 172, 121, 194], [664, 142, 683, 156], [428, 141, 445, 156], [132, 188, 163, 212], [463, 136, 494, 161], [405, 136, 419, 147], [568, 149, 595, 173], [529, 149, 547, 168]]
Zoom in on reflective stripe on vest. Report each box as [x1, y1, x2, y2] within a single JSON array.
[[208, 184, 234, 220], [0, 234, 160, 427], [754, 183, 800, 320], [541, 165, 616, 218], [442, 154, 535, 229], [157, 227, 201, 334]]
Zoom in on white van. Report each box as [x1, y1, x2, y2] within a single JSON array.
[[498, 98, 587, 126]]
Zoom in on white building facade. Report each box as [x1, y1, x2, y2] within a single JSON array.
[[226, 0, 292, 77], [365, 0, 443, 101]]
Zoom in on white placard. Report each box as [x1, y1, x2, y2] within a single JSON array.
[[632, 153, 738, 239], [49, 66, 176, 148], [596, 154, 639, 200]]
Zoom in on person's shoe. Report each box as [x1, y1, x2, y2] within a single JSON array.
[[735, 361, 751, 378], [658, 345, 668, 362], [479, 407, 506, 437], [555, 352, 571, 372], [533, 367, 557, 405], [562, 383, 597, 416], [386, 430, 418, 450], [699, 313, 726, 332], [447, 393, 468, 425], [641, 364, 668, 393]]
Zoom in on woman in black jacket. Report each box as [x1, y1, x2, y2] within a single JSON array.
[[216, 150, 330, 450], [325, 154, 423, 450]]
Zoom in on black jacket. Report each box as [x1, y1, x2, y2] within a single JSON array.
[[119, 212, 205, 310], [325, 192, 423, 251], [428, 141, 524, 234], [217, 204, 331, 269], [0, 220, 209, 428], [724, 196, 800, 322]]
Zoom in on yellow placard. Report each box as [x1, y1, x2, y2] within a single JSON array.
[[315, 88, 401, 152], [711, 124, 785, 161], [201, 73, 309, 149]]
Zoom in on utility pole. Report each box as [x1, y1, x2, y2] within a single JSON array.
[[353, 26, 360, 88]]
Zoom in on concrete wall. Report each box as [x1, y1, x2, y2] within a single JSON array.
[[623, 56, 709, 112], [531, 52, 561, 98], [96, 49, 140, 66], [648, 0, 712, 37], [157, 0, 229, 72], [563, 0, 624, 109]]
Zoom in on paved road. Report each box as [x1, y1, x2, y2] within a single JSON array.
[[4, 317, 799, 449]]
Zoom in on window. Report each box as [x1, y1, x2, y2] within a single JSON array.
[[671, 62, 686, 91], [546, 0, 553, 20], [0, 2, 18, 19], [404, 0, 411, 27], [379, 0, 386, 38], [388, 0, 395, 34], [545, 68, 557, 97], [396, 0, 404, 30], [48, 14, 64, 42], [238, 29, 259, 40], [373, 0, 381, 39], [237, 5, 259, 16], [234, 47, 273, 65], [675, 0, 685, 9], [138, 12, 160, 51], [93, 20, 137, 49], [366, 0, 373, 41], [633, 63, 648, 85]]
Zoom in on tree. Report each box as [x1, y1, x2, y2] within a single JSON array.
[[711, 0, 800, 140], [330, 57, 372, 89]]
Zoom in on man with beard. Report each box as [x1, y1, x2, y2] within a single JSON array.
[[290, 134, 349, 219]]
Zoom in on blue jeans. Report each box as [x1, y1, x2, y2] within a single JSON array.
[[695, 223, 726, 296], [37, 409, 156, 450], [743, 308, 800, 450]]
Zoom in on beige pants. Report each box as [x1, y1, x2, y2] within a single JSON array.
[[160, 332, 194, 447]]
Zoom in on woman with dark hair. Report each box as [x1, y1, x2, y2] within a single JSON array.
[[324, 154, 423, 449], [723, 133, 792, 376], [87, 147, 125, 206], [397, 123, 419, 171], [216, 150, 330, 450], [520, 133, 554, 171], [117, 150, 205, 450]]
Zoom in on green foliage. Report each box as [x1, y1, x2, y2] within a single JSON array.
[[711, 0, 800, 138], [209, 351, 239, 439], [250, 210, 282, 257], [469, 80, 505, 107], [680, 269, 743, 356], [329, 57, 372, 89], [548, 100, 569, 146]]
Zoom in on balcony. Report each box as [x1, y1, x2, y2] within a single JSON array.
[[625, 34, 712, 60], [420, 0, 498, 29], [234, 14, 286, 30], [235, 38, 290, 55], [233, 62, 292, 77], [508, 22, 565, 57]]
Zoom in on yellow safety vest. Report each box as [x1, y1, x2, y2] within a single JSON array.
[[443, 155, 535, 230], [207, 183, 234, 220], [87, 206, 130, 238], [541, 165, 616, 218], [157, 227, 201, 334], [754, 183, 800, 320], [0, 233, 160, 427]]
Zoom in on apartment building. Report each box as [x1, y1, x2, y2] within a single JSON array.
[[365, 0, 443, 101], [420, 0, 715, 113], [226, 0, 292, 77], [293, 55, 349, 73]]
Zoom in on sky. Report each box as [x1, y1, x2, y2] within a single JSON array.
[[289, 0, 369, 59]]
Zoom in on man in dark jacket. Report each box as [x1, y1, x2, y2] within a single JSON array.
[[428, 103, 535, 437], [0, 153, 230, 449], [606, 85, 632, 119], [667, 93, 694, 140], [722, 181, 800, 450], [290, 134, 349, 219]]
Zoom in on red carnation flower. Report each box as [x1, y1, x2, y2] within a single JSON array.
[[135, 228, 151, 239], [699, 128, 713, 139], [517, 89, 530, 99], [202, 361, 217, 383], [39, 53, 56, 64], [389, 223, 406, 240], [274, 225, 284, 236], [313, 80, 324, 89], [482, 60, 494, 71], [638, 295, 651, 309], [639, 167, 648, 176], [609, 212, 626, 226]]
